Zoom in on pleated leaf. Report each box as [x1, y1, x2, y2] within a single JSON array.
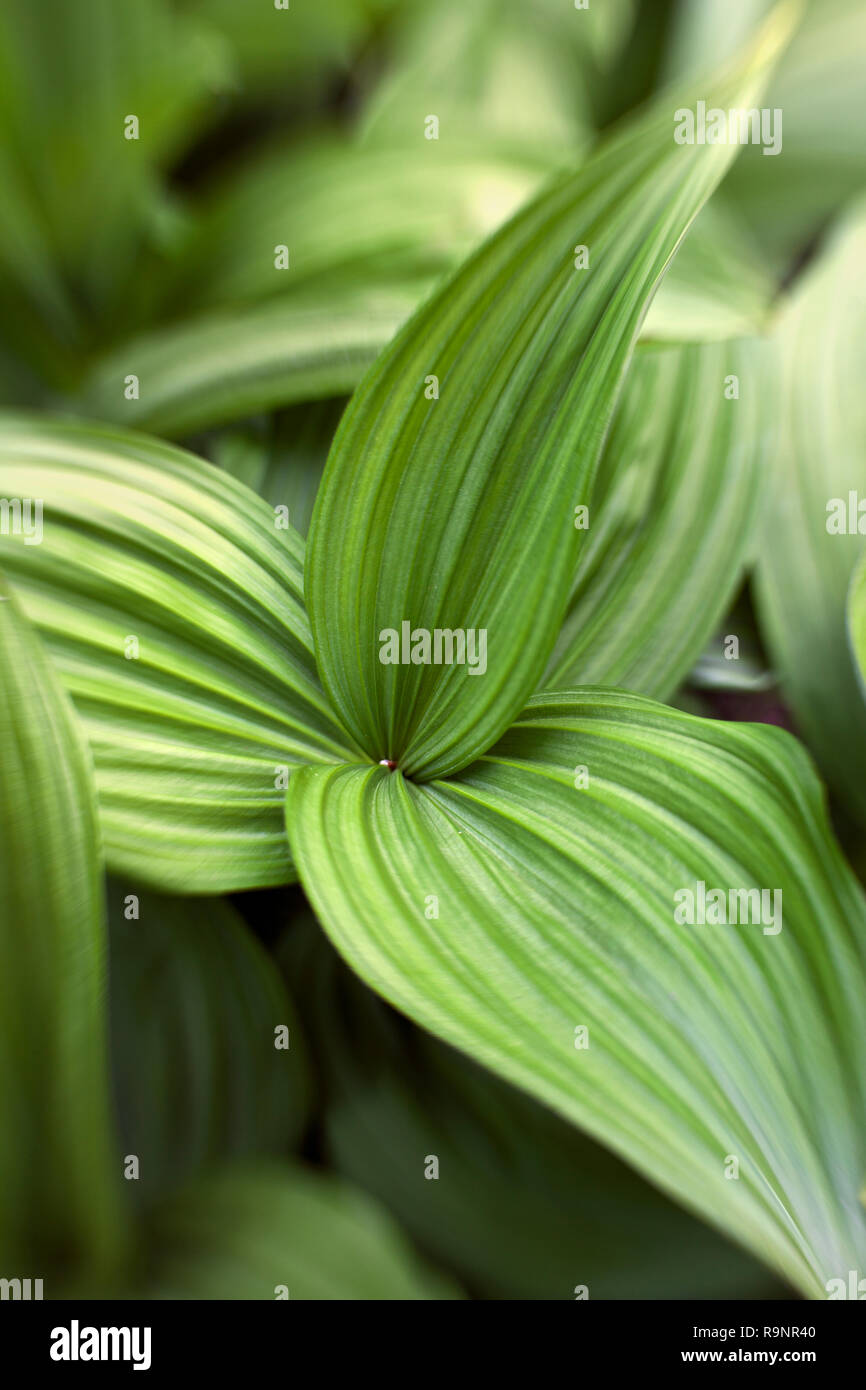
[[0, 582, 125, 1280], [144, 1163, 458, 1300], [280, 915, 785, 1300], [285, 689, 866, 1298], [0, 415, 359, 892], [754, 203, 866, 824], [109, 885, 311, 1206], [306, 6, 798, 781], [543, 337, 771, 698]]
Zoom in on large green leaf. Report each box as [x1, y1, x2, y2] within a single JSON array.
[[306, 7, 798, 781], [754, 204, 866, 824], [285, 689, 866, 1298], [0, 415, 359, 892], [543, 336, 771, 698], [109, 885, 310, 1206], [144, 1162, 459, 1300], [280, 914, 786, 1300], [0, 581, 125, 1281]]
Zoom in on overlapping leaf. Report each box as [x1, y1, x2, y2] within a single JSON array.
[[754, 203, 866, 823], [280, 915, 785, 1300], [544, 336, 771, 698], [109, 885, 310, 1206], [286, 690, 866, 1297], [849, 554, 866, 696], [0, 582, 125, 1281], [0, 415, 359, 892], [306, 7, 798, 781], [144, 1163, 458, 1300]]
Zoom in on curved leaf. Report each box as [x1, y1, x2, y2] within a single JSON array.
[[280, 915, 786, 1300], [285, 689, 866, 1297], [79, 287, 423, 438], [306, 8, 798, 781], [0, 581, 125, 1279], [0, 414, 359, 892], [754, 203, 866, 823], [543, 336, 771, 698], [109, 885, 311, 1206], [144, 1162, 459, 1300]]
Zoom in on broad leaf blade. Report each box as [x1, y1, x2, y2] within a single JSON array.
[[0, 415, 359, 892], [0, 581, 125, 1279], [544, 336, 771, 698], [754, 203, 866, 824], [109, 886, 311, 1207], [280, 914, 786, 1300], [144, 1162, 459, 1300], [286, 690, 866, 1297], [306, 7, 798, 780]]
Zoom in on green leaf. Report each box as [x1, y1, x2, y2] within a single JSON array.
[[285, 689, 866, 1297], [175, 136, 547, 317], [79, 287, 425, 437], [0, 414, 359, 893], [849, 555, 866, 697], [109, 885, 310, 1207], [205, 399, 345, 539], [358, 0, 614, 157], [144, 1162, 459, 1300], [543, 336, 771, 698], [0, 0, 231, 365], [665, 0, 866, 268], [0, 580, 125, 1280], [280, 914, 786, 1300], [754, 203, 866, 823], [306, 7, 799, 781]]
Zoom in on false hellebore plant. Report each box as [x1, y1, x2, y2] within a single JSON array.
[[2, 3, 866, 1300]]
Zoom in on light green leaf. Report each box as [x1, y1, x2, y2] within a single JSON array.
[[543, 336, 771, 698], [175, 137, 546, 316], [80, 287, 425, 437], [640, 203, 775, 343], [0, 580, 125, 1279], [306, 7, 799, 781], [848, 554, 866, 696], [109, 885, 310, 1207], [358, 0, 619, 157], [144, 1162, 459, 1300], [754, 203, 866, 823], [665, 0, 866, 268], [280, 914, 786, 1300], [285, 689, 866, 1298], [0, 414, 359, 893]]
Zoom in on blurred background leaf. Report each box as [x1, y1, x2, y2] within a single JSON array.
[[143, 1162, 460, 1300], [109, 884, 310, 1208], [753, 203, 866, 826]]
